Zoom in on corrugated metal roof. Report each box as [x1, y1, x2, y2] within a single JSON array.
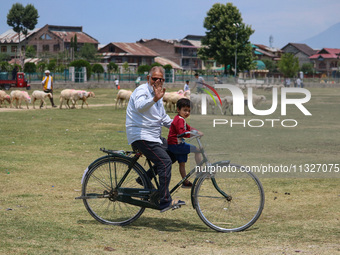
[[8, 58, 42, 65], [155, 57, 182, 69], [0, 27, 98, 44], [0, 28, 40, 43], [51, 31, 98, 44], [111, 43, 158, 56]]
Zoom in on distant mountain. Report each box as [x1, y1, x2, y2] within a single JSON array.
[[300, 22, 340, 49]]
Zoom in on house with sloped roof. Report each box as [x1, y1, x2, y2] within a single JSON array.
[[98, 42, 159, 71], [0, 24, 99, 59], [281, 43, 317, 66], [253, 44, 282, 61], [138, 35, 220, 71], [309, 48, 340, 76]]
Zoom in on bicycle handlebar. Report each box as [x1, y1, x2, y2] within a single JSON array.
[[177, 130, 201, 138]]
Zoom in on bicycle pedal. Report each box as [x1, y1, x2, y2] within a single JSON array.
[[172, 205, 181, 210]]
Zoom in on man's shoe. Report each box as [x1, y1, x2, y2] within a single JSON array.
[[52, 105, 57, 108], [160, 199, 186, 213]]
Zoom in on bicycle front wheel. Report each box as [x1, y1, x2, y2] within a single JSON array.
[[82, 156, 147, 226], [194, 163, 265, 232]]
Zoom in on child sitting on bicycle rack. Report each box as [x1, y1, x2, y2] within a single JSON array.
[[167, 98, 203, 188]]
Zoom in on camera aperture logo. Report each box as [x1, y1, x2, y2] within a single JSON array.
[[198, 84, 312, 128]]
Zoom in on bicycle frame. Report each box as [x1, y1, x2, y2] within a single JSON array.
[[78, 134, 232, 210]]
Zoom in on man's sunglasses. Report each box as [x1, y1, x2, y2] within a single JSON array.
[[151, 77, 165, 82]]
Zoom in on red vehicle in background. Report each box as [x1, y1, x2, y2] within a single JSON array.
[[0, 72, 30, 90]]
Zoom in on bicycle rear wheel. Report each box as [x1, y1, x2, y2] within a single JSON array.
[[82, 156, 147, 225], [194, 163, 265, 232]]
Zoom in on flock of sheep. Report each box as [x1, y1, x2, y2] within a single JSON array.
[[115, 88, 267, 115], [1, 84, 269, 114], [0, 89, 95, 110]]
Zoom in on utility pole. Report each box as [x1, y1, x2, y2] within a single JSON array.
[[233, 23, 240, 78]]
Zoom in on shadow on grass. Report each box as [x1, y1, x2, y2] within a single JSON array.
[[78, 216, 210, 232], [77, 216, 260, 233]]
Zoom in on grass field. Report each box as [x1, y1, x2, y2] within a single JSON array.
[[0, 86, 339, 254]]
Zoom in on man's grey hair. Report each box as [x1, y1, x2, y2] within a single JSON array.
[[149, 66, 165, 78]]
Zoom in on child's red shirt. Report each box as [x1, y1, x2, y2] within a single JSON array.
[[167, 114, 192, 145]]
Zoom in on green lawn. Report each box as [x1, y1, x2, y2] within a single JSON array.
[[0, 86, 339, 254]]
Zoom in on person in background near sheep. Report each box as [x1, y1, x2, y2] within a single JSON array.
[[115, 78, 119, 89], [135, 76, 141, 88], [184, 80, 190, 92], [41, 70, 56, 108], [167, 98, 203, 188], [192, 73, 205, 93], [126, 65, 185, 213]]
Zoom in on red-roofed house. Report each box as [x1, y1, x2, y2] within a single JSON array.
[[309, 48, 340, 76], [0, 24, 99, 59]]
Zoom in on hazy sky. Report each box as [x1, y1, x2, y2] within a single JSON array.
[[1, 0, 340, 48]]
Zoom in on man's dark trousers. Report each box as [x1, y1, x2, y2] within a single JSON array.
[[132, 138, 172, 207]]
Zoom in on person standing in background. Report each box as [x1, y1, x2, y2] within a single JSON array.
[[41, 70, 56, 108]]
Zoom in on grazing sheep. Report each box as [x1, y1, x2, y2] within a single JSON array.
[[31, 90, 53, 109], [76, 91, 95, 108], [59, 89, 83, 109], [245, 94, 266, 115], [189, 94, 202, 114], [264, 84, 284, 91], [0, 90, 11, 108], [221, 96, 233, 115], [165, 91, 191, 112], [10, 90, 31, 109], [115, 89, 132, 109]]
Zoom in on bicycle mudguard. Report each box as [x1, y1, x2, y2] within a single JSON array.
[[190, 160, 230, 209]]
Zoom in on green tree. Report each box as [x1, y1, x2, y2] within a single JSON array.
[[92, 63, 104, 82], [137, 64, 151, 74], [262, 59, 277, 73], [37, 62, 47, 74], [7, 3, 39, 65], [47, 59, 57, 73], [0, 61, 12, 72], [0, 53, 11, 62], [122, 61, 129, 73], [79, 43, 98, 62], [300, 63, 314, 75], [25, 45, 36, 58], [107, 62, 118, 81], [23, 62, 36, 82], [199, 3, 254, 75], [151, 62, 162, 68], [278, 53, 299, 77], [163, 64, 173, 72]]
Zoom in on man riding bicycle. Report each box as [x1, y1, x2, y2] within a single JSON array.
[[125, 66, 185, 212]]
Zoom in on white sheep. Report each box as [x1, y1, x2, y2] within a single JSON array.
[[221, 96, 233, 115], [245, 94, 266, 114], [189, 94, 202, 114], [59, 89, 83, 109], [206, 95, 226, 115], [70, 90, 95, 109], [10, 90, 31, 109], [77, 91, 95, 108], [0, 90, 11, 108], [115, 89, 132, 109], [31, 90, 53, 109]]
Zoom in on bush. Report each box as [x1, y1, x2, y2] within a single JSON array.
[[137, 64, 151, 74]]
